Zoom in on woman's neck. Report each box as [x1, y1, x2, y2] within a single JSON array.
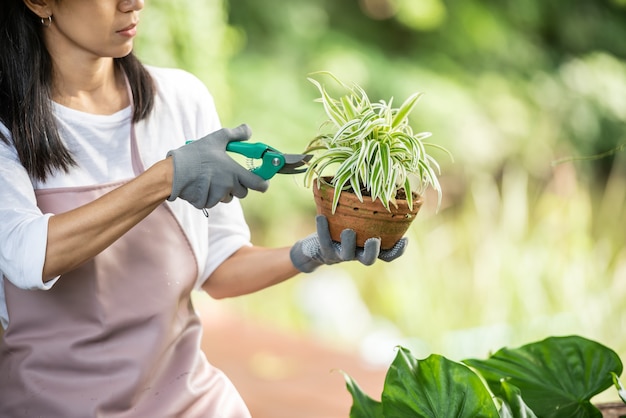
[[51, 59, 130, 115]]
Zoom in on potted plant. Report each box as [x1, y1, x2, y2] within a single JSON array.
[[302, 71, 451, 249], [340, 335, 626, 418]]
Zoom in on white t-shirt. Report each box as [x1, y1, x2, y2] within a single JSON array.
[[0, 66, 251, 328]]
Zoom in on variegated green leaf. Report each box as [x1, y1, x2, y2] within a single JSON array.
[[304, 71, 450, 212], [391, 91, 423, 129]]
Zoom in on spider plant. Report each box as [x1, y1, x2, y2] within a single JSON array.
[[303, 71, 450, 213]]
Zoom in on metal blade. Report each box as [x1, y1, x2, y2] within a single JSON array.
[[278, 154, 312, 174]]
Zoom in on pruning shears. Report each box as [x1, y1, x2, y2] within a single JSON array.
[[225, 142, 312, 180], [184, 139, 310, 216]]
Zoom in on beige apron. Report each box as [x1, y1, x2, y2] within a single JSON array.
[[0, 124, 251, 417]]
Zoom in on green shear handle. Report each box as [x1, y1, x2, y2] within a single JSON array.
[[226, 141, 311, 180], [225, 142, 287, 180], [185, 139, 310, 181]]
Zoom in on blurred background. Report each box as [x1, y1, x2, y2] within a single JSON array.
[[135, 0, 626, 413]]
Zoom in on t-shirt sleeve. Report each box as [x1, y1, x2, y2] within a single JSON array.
[[197, 200, 252, 289], [187, 76, 253, 288], [0, 137, 59, 290], [188, 77, 254, 287], [143, 67, 253, 290]]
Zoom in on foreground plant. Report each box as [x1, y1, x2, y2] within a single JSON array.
[[342, 335, 624, 418]]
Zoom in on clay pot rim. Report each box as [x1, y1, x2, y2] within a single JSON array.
[[314, 175, 423, 209], [313, 176, 422, 249]]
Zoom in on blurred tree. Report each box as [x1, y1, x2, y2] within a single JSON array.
[[135, 0, 235, 113], [133, 1, 626, 362], [225, 0, 626, 183]]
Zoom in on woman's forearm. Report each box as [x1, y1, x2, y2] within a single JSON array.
[[202, 245, 301, 299], [42, 159, 174, 281]]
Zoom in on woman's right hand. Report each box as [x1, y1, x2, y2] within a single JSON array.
[[166, 124, 269, 208]]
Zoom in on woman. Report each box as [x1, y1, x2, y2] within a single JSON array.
[[0, 0, 408, 416]]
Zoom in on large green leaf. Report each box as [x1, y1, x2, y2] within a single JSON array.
[[381, 347, 499, 418], [498, 380, 539, 418], [463, 335, 624, 418], [340, 371, 385, 418]]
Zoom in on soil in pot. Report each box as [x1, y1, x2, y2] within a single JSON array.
[[313, 177, 422, 250]]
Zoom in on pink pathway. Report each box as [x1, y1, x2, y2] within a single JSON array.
[[199, 303, 387, 418]]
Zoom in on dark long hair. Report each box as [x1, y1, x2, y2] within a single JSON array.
[[0, 1, 155, 181]]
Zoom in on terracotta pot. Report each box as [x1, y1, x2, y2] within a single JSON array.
[[313, 177, 422, 250]]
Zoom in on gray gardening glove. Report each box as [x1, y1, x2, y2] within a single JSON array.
[[167, 124, 269, 209], [290, 215, 409, 273]]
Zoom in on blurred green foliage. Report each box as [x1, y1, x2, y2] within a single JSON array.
[[136, 0, 626, 392]]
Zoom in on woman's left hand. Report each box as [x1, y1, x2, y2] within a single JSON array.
[[289, 215, 408, 273]]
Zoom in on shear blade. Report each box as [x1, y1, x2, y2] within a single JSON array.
[[278, 154, 312, 174]]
